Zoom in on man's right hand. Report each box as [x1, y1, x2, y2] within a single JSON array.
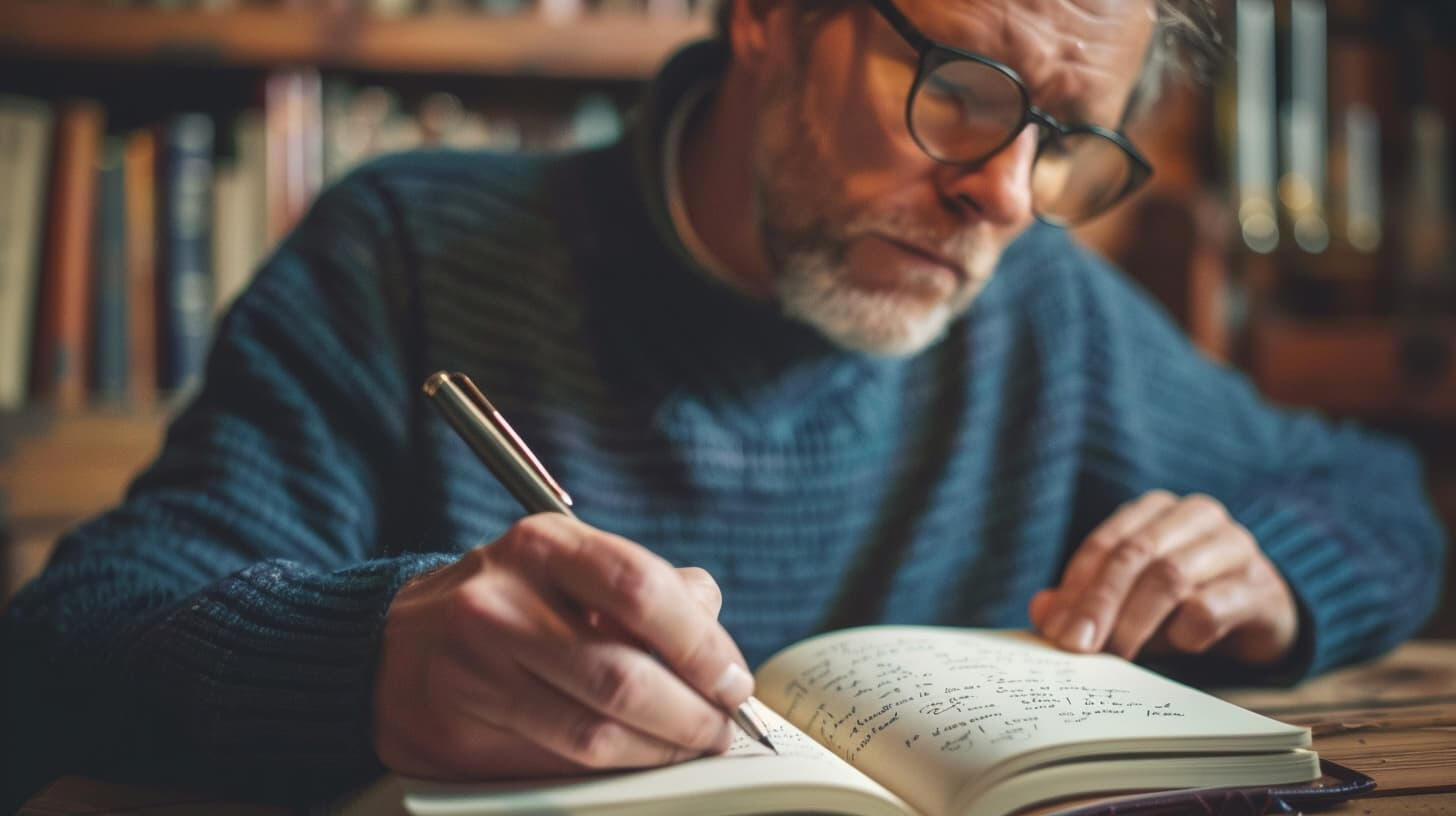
[[372, 513, 754, 779]]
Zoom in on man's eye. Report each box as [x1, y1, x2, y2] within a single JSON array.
[[923, 76, 967, 104], [1039, 137, 1073, 158], [921, 78, 983, 121]]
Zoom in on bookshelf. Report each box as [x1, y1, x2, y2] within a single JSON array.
[[0, 1, 710, 79], [0, 0, 713, 603], [1211, 0, 1456, 635]]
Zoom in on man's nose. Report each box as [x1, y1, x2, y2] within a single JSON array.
[[937, 125, 1038, 227]]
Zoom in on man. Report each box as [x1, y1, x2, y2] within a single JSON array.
[[1, 0, 1445, 808]]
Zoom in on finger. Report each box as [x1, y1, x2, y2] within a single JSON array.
[[494, 669, 714, 770], [1059, 491, 1180, 596], [513, 630, 735, 755], [1172, 565, 1297, 666], [492, 514, 754, 709], [677, 566, 724, 618], [440, 579, 735, 768], [1104, 524, 1257, 660], [1162, 571, 1263, 655], [392, 656, 586, 779], [1028, 589, 1055, 631], [1053, 495, 1230, 653], [1045, 491, 1179, 637]]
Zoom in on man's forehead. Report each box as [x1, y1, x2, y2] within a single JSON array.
[[896, 0, 1156, 120], [903, 0, 1154, 47]]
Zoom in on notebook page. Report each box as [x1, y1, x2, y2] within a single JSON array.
[[754, 627, 1308, 816], [398, 702, 915, 816]]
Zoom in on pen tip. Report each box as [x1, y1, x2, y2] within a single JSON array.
[[759, 735, 778, 755]]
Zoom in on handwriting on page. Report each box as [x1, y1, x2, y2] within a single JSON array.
[[723, 707, 853, 766], [727, 720, 835, 760], [776, 635, 1186, 763]]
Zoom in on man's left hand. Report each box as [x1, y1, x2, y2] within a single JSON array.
[[1028, 490, 1298, 666]]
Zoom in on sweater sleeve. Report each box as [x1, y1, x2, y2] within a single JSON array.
[[1038, 234, 1449, 683], [1, 167, 454, 810]]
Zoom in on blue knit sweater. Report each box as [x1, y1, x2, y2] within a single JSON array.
[[2, 42, 1446, 809]]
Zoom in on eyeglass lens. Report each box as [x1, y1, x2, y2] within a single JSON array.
[[910, 58, 1136, 224]]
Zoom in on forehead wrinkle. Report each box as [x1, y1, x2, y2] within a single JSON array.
[[896, 0, 1153, 124], [996, 0, 1150, 125]]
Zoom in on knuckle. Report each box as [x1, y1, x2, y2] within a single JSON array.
[[1082, 532, 1119, 556], [591, 657, 648, 714], [1145, 558, 1191, 597], [1175, 598, 1222, 648], [1111, 535, 1159, 569], [1079, 585, 1123, 616], [508, 514, 560, 554], [1185, 493, 1227, 521], [1231, 526, 1258, 552], [682, 567, 722, 604], [566, 714, 621, 767], [607, 559, 659, 622], [1144, 489, 1177, 505], [449, 586, 504, 633]]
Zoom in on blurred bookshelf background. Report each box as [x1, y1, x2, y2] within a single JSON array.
[[1, 0, 1453, 636]]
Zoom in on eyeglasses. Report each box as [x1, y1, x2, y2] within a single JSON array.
[[865, 0, 1153, 226]]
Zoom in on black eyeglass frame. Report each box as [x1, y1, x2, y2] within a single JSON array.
[[864, 0, 1154, 224]]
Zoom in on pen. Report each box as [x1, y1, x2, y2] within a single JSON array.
[[422, 370, 778, 756]]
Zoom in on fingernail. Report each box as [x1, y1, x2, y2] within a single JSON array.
[[1064, 618, 1097, 652], [712, 663, 754, 705]]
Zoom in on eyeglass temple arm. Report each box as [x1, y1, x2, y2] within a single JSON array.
[[865, 0, 933, 53]]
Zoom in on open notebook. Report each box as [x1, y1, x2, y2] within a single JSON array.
[[338, 627, 1319, 816]]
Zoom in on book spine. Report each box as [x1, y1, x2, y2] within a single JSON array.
[[91, 138, 130, 403], [0, 96, 53, 412], [157, 113, 215, 393], [33, 100, 105, 412], [264, 69, 324, 244], [124, 128, 158, 407], [211, 156, 252, 316]]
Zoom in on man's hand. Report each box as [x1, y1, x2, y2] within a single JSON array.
[[1028, 490, 1298, 666], [373, 514, 753, 780]]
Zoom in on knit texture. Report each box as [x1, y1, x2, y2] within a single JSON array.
[[2, 41, 1446, 810]]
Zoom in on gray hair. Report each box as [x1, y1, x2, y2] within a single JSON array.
[[713, 0, 1223, 122], [1129, 0, 1222, 120]]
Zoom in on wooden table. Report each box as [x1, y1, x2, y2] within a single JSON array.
[[1215, 640, 1456, 814], [20, 641, 1456, 815]]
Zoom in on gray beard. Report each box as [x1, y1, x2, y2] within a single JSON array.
[[771, 234, 968, 357], [750, 73, 994, 357], [754, 169, 993, 358]]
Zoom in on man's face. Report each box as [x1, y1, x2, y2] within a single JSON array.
[[748, 0, 1156, 355]]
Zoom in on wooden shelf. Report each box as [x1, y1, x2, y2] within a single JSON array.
[[0, 408, 170, 602], [1250, 315, 1456, 422], [0, 1, 710, 78]]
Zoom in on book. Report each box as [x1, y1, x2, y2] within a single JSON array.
[[0, 95, 52, 412], [157, 113, 215, 393], [339, 627, 1320, 816], [32, 100, 105, 412], [264, 69, 324, 244], [123, 128, 158, 408], [91, 137, 130, 402]]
